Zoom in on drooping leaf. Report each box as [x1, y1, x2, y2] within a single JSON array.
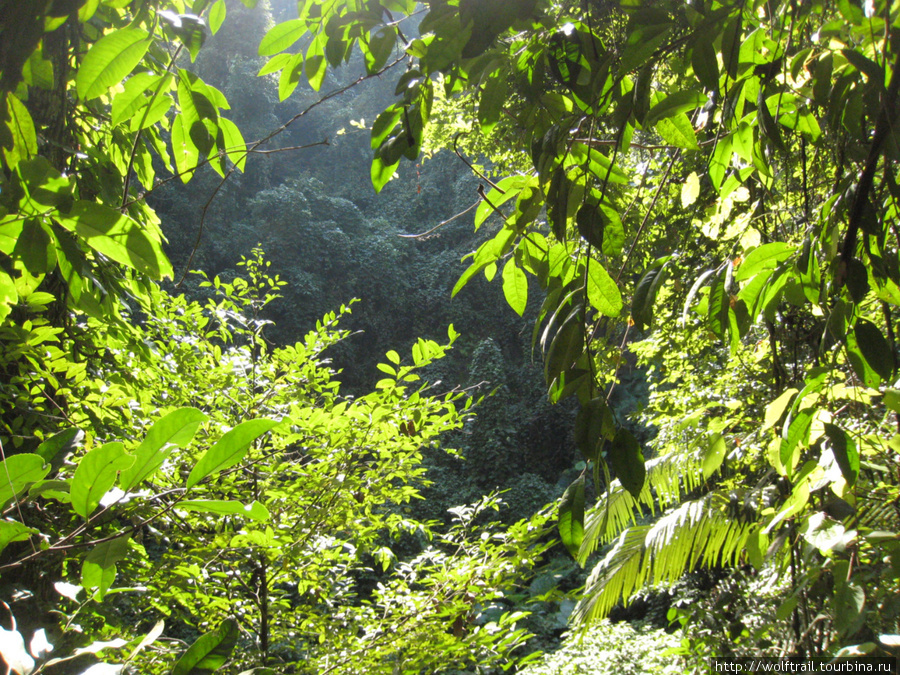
[[585, 261, 622, 317], [823, 423, 859, 487], [208, 0, 226, 34], [735, 242, 794, 281], [70, 443, 134, 518], [575, 397, 615, 462], [76, 28, 151, 100], [558, 475, 585, 559], [631, 259, 670, 329], [853, 319, 894, 383], [186, 419, 279, 489], [501, 258, 528, 316], [608, 428, 645, 499], [171, 618, 240, 675]]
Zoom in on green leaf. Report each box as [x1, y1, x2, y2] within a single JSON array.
[[120, 408, 208, 491], [585, 261, 622, 317], [0, 454, 51, 507], [217, 117, 247, 171], [575, 397, 615, 462], [208, 0, 226, 34], [76, 28, 151, 100], [701, 434, 726, 479], [735, 242, 794, 281], [691, 37, 719, 91], [371, 155, 399, 193], [655, 113, 698, 150], [56, 201, 173, 279], [4, 93, 37, 168], [172, 618, 240, 675], [681, 171, 700, 208], [645, 89, 705, 126], [502, 259, 528, 316], [186, 419, 279, 489], [824, 423, 859, 487], [763, 388, 798, 432], [179, 500, 270, 521], [36, 428, 84, 470], [70, 442, 134, 518], [0, 520, 36, 557], [82, 535, 130, 600], [259, 19, 306, 56], [854, 319, 894, 383], [558, 475, 585, 559], [631, 259, 669, 329], [609, 428, 645, 499]]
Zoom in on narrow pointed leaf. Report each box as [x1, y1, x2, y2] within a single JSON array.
[[186, 419, 278, 489], [171, 618, 240, 675], [178, 500, 270, 521], [558, 476, 585, 559]]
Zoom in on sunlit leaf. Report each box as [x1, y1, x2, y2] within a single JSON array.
[[186, 419, 279, 489], [76, 28, 150, 100]]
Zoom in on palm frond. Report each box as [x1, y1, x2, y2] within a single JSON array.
[[578, 447, 708, 564], [573, 492, 754, 625]]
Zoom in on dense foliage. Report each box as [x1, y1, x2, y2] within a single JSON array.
[[2, 0, 900, 672]]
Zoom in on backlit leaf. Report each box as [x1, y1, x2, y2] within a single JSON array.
[[70, 442, 134, 518], [186, 419, 279, 489], [172, 618, 240, 675], [502, 259, 528, 316], [76, 28, 150, 100]]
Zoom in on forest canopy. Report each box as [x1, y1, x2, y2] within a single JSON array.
[[0, 0, 899, 673]]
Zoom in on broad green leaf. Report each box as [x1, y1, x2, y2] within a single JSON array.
[[0, 454, 50, 507], [854, 319, 894, 383], [609, 428, 645, 499], [735, 242, 794, 281], [178, 500, 270, 521], [111, 72, 164, 127], [0, 520, 36, 557], [371, 154, 399, 192], [701, 434, 726, 479], [71, 443, 134, 518], [56, 201, 173, 279], [681, 171, 700, 208], [258, 52, 294, 77], [780, 409, 812, 472], [575, 397, 614, 462], [36, 428, 84, 470], [172, 618, 240, 675], [645, 90, 705, 126], [558, 475, 585, 559], [186, 419, 279, 489], [824, 423, 859, 487], [4, 93, 37, 168], [585, 262, 622, 317], [82, 535, 130, 600], [277, 53, 304, 101], [655, 113, 698, 150], [0, 269, 15, 323], [763, 388, 798, 432], [502, 259, 528, 316], [217, 117, 247, 171], [120, 408, 208, 491], [171, 112, 200, 181], [631, 259, 669, 329], [209, 0, 226, 34], [691, 37, 719, 91], [76, 28, 151, 100], [259, 19, 306, 56]]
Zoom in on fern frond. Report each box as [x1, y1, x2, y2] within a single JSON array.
[[578, 447, 708, 564], [573, 492, 753, 625]]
